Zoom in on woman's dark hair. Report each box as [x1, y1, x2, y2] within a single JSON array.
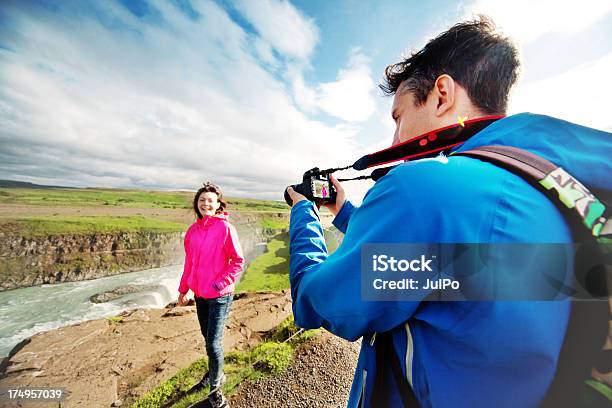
[[380, 16, 520, 115], [193, 181, 228, 219]]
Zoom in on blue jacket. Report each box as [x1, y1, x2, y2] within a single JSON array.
[[289, 113, 611, 407]]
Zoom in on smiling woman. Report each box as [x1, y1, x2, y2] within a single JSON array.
[[177, 181, 244, 408]]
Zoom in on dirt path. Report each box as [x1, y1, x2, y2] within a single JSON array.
[[230, 331, 361, 408], [0, 292, 292, 407]]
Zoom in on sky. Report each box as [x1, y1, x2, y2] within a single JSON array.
[[1, 0, 611, 200]]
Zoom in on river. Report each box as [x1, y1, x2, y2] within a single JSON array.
[[0, 228, 341, 358], [0, 264, 185, 357], [0, 239, 271, 358]]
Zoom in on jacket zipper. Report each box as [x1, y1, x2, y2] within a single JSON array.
[[404, 322, 414, 388], [360, 369, 367, 408]]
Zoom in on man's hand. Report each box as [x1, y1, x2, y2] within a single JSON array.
[[323, 175, 346, 216], [177, 292, 188, 306], [286, 186, 307, 206]]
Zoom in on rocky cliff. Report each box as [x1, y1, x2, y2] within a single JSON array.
[[0, 212, 290, 292], [0, 292, 295, 407]]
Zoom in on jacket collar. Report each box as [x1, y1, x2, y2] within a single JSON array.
[[197, 212, 229, 226]]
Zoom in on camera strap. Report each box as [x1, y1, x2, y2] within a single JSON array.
[[336, 115, 504, 182]]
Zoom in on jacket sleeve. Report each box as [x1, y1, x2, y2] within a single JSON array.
[[289, 170, 424, 341], [331, 200, 357, 234], [214, 224, 245, 291], [178, 229, 192, 294]]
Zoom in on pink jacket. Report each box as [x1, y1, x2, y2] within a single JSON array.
[[178, 212, 244, 298]]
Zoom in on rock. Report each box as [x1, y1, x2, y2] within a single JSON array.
[[122, 310, 151, 322], [89, 284, 161, 304], [161, 307, 195, 317], [111, 399, 123, 407]]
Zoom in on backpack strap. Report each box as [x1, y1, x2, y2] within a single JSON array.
[[371, 331, 419, 407], [453, 145, 609, 238], [454, 145, 611, 406], [371, 146, 610, 407]]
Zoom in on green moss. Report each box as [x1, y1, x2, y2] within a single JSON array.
[[251, 342, 292, 374], [130, 357, 208, 408], [268, 315, 300, 342], [106, 316, 123, 324], [269, 315, 319, 345]]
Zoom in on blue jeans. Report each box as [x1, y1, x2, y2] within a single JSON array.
[[195, 294, 233, 388]]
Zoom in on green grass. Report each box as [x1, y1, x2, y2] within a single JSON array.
[[236, 227, 340, 293], [0, 187, 193, 209], [130, 357, 209, 408], [250, 342, 293, 374], [130, 317, 319, 408], [267, 315, 318, 345], [236, 234, 290, 293], [227, 198, 289, 213], [0, 187, 288, 212], [0, 216, 186, 236], [260, 216, 289, 231]]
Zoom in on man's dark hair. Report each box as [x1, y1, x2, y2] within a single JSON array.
[[193, 181, 227, 219], [380, 16, 519, 114]]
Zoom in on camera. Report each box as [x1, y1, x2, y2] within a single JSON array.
[[284, 167, 337, 207]]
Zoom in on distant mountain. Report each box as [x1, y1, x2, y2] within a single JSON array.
[[0, 180, 75, 189]]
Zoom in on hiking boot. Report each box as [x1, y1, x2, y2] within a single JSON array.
[[208, 390, 228, 408], [188, 372, 227, 393]]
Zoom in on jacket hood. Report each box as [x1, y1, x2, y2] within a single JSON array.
[[457, 113, 612, 195]]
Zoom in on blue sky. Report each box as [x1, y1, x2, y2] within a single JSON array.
[[1, 0, 611, 199]]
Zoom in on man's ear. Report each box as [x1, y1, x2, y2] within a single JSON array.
[[432, 74, 456, 117]]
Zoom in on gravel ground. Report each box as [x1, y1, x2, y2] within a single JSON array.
[[230, 331, 361, 408]]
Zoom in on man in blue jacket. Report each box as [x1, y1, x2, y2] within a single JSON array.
[[286, 17, 611, 408]]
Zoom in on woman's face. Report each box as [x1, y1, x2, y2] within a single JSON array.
[[198, 192, 221, 217]]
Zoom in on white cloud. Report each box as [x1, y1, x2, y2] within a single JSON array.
[[461, 0, 612, 45], [290, 49, 377, 122], [233, 0, 319, 60], [252, 37, 278, 66], [317, 51, 377, 122], [509, 51, 612, 130], [407, 1, 612, 133], [0, 1, 359, 198]]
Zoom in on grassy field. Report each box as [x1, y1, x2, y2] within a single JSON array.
[[237, 234, 290, 293], [0, 186, 289, 236], [236, 228, 340, 293], [0, 187, 288, 212], [0, 216, 186, 237], [228, 198, 288, 213], [0, 188, 193, 209], [259, 217, 289, 230]]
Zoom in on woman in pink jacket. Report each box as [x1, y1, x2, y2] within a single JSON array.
[[177, 182, 244, 407]]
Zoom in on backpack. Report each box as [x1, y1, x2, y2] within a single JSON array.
[[371, 145, 611, 407]]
